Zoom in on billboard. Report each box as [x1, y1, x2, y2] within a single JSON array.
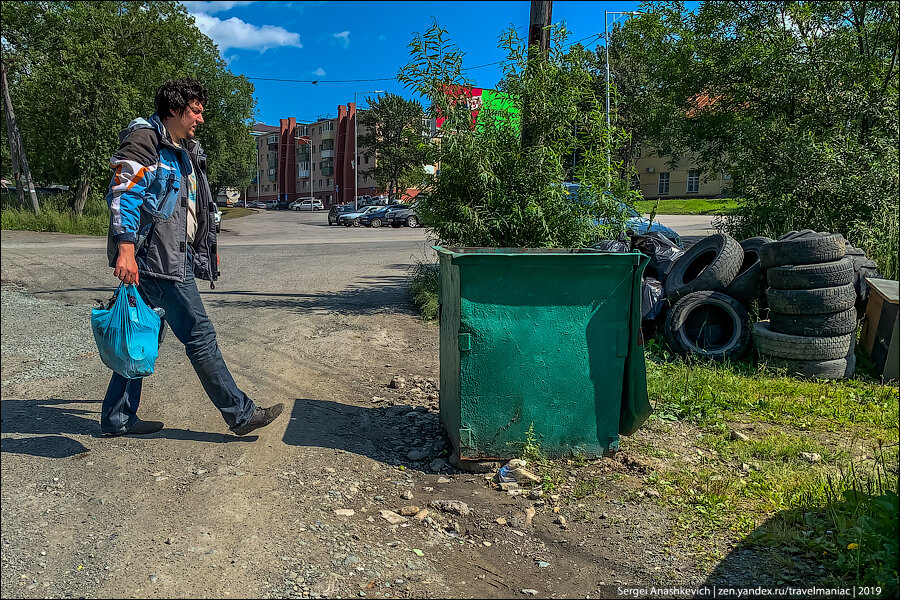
[[435, 86, 520, 133]]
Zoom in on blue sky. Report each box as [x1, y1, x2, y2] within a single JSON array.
[[181, 1, 642, 126]]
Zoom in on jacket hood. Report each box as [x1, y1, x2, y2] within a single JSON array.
[[119, 113, 204, 155]]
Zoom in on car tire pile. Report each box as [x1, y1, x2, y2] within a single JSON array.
[[658, 233, 770, 363], [644, 229, 881, 380], [751, 230, 881, 379]]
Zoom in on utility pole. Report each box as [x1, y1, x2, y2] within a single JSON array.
[[1, 60, 40, 215], [528, 0, 552, 61], [523, 1, 552, 151]]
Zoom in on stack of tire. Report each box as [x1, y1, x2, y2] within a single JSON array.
[[753, 232, 857, 379], [662, 233, 773, 362]]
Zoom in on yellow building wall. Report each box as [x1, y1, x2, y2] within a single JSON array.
[[634, 152, 727, 199]]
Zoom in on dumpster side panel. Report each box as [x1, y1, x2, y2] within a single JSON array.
[[438, 252, 463, 454], [456, 257, 635, 458]]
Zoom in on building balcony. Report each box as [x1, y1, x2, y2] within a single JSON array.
[[320, 149, 334, 158], [321, 167, 334, 176], [321, 129, 334, 141], [298, 170, 310, 177]]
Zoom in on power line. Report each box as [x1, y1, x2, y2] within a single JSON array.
[[245, 32, 603, 85]]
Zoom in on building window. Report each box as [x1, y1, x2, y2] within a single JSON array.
[[312, 145, 316, 154], [318, 126, 322, 134], [687, 170, 700, 194], [327, 178, 333, 187], [267, 134, 278, 144], [324, 121, 334, 131], [303, 181, 309, 189], [268, 168, 275, 176], [364, 156, 370, 164], [319, 179, 323, 187], [299, 126, 308, 136], [363, 175, 369, 183], [658, 173, 670, 196]]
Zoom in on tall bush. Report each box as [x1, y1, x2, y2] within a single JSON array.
[[397, 21, 638, 248]]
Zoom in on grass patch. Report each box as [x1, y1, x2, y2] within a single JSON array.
[[2, 191, 108, 236], [407, 260, 439, 320], [634, 197, 740, 215], [642, 348, 898, 592], [220, 207, 254, 220]]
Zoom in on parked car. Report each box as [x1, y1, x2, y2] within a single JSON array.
[[385, 204, 421, 228], [339, 205, 381, 227], [328, 204, 358, 225], [275, 199, 292, 210], [563, 183, 682, 246], [358, 204, 407, 227], [290, 199, 324, 211], [213, 204, 222, 233]]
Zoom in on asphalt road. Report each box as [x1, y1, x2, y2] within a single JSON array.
[[1, 209, 738, 599]]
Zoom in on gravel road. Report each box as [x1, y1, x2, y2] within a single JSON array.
[[2, 212, 740, 599]]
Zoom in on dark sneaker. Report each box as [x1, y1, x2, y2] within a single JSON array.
[[104, 419, 164, 436], [232, 404, 284, 436]]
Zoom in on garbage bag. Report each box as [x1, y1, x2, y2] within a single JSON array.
[[591, 239, 631, 253], [641, 276, 666, 321], [91, 284, 162, 379], [631, 231, 684, 283]]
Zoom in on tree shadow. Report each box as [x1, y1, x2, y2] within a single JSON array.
[[201, 274, 418, 315], [283, 398, 453, 475], [1, 435, 90, 458], [700, 507, 869, 591]]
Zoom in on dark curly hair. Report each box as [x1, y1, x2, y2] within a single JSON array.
[[154, 78, 208, 118]]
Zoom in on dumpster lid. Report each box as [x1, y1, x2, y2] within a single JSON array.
[[433, 246, 643, 263], [865, 278, 899, 304]]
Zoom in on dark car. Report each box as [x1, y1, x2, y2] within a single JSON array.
[[358, 204, 407, 228], [275, 199, 292, 210], [385, 204, 421, 228], [328, 204, 358, 225]]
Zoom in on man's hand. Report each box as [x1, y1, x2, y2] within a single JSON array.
[[114, 242, 139, 285]]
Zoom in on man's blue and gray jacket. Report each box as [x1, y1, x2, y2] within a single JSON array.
[[106, 113, 219, 285]]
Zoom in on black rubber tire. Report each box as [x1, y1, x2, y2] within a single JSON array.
[[406, 216, 419, 228], [762, 356, 854, 379], [769, 307, 857, 336], [766, 283, 856, 315], [663, 291, 751, 361], [766, 258, 854, 290], [724, 236, 774, 305], [776, 229, 818, 241], [352, 219, 361, 227], [664, 234, 744, 303], [760, 234, 846, 268], [752, 322, 852, 360], [370, 218, 382, 228]]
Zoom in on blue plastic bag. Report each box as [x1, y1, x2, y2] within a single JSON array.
[[91, 284, 162, 379]]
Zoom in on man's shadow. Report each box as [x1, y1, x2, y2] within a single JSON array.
[[1, 398, 258, 458]]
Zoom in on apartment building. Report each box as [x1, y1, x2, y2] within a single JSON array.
[[244, 102, 377, 207], [634, 146, 728, 200]]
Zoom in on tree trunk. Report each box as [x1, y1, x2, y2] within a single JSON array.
[[74, 172, 91, 217], [1, 60, 26, 210]]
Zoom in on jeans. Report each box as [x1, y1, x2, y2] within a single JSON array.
[[101, 251, 256, 434]]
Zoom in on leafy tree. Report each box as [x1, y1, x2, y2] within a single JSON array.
[[357, 93, 432, 201], [1, 1, 257, 215], [613, 1, 899, 275], [398, 20, 637, 248]]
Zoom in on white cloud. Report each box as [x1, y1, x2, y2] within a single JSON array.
[[332, 30, 351, 48], [192, 13, 302, 53], [182, 1, 256, 15], [312, 67, 327, 76]]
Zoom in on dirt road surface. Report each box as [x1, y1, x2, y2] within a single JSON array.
[[3, 212, 730, 599]]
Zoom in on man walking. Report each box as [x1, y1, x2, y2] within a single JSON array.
[[102, 77, 283, 437]]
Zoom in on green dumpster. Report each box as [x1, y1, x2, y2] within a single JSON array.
[[435, 246, 651, 460]]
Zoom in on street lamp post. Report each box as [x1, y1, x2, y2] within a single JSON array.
[[354, 90, 384, 210], [604, 11, 641, 181]]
